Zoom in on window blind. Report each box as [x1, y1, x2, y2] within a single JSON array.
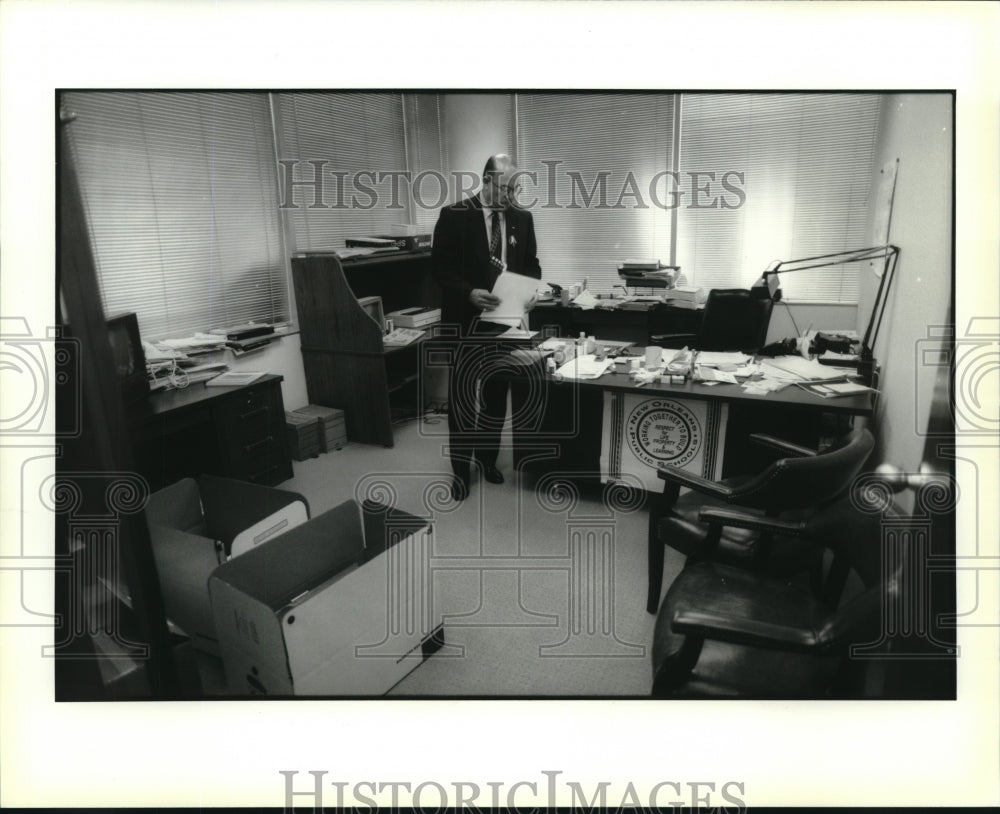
[[515, 94, 675, 294], [677, 93, 880, 302], [275, 92, 447, 250], [403, 93, 450, 231], [63, 91, 288, 340]]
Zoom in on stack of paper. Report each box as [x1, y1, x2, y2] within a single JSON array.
[[760, 356, 853, 382], [695, 351, 752, 368], [554, 355, 614, 380]]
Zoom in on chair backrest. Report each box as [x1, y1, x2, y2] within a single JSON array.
[[698, 288, 774, 352], [729, 428, 875, 512]]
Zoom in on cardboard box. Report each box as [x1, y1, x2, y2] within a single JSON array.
[[209, 500, 443, 696]]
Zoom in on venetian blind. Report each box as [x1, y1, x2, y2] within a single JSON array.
[[404, 93, 451, 232], [274, 93, 446, 250], [677, 93, 881, 302], [63, 91, 288, 340], [515, 94, 676, 294]]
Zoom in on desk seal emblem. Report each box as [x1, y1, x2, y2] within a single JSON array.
[[626, 398, 702, 469]]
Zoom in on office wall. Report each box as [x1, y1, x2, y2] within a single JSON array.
[[861, 94, 953, 473], [225, 332, 309, 410], [442, 94, 514, 190]]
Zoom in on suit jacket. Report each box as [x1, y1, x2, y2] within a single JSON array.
[[431, 194, 542, 334]]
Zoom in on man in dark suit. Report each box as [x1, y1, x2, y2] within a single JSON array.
[[432, 153, 543, 500]]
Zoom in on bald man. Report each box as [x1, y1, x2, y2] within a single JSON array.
[[432, 154, 543, 501]]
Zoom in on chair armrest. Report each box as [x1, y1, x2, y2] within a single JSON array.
[[671, 608, 819, 653], [697, 507, 809, 537], [749, 433, 817, 458], [657, 465, 736, 499]]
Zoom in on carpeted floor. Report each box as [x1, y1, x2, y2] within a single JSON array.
[[274, 411, 685, 697]]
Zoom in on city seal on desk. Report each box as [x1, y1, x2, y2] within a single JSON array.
[[626, 398, 702, 470]]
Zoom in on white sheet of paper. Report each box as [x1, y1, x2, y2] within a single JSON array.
[[480, 271, 539, 327]]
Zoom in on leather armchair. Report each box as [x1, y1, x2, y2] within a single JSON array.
[[652, 288, 774, 352], [650, 497, 888, 698], [145, 474, 310, 654], [647, 428, 875, 612]]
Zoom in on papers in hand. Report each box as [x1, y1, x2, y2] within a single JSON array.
[[554, 354, 614, 380], [480, 270, 539, 328]]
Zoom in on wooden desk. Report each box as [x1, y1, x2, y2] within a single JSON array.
[[292, 251, 440, 447], [513, 361, 875, 488], [530, 301, 703, 345], [128, 374, 293, 491]]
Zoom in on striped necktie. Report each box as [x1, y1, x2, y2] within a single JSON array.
[[489, 210, 503, 272]]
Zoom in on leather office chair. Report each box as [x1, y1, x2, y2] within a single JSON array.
[[650, 497, 891, 698], [647, 428, 875, 613], [145, 474, 310, 654], [653, 288, 774, 352]]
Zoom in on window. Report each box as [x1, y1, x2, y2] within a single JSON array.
[[273, 92, 449, 249], [63, 91, 288, 340], [515, 93, 676, 294], [677, 93, 881, 302]]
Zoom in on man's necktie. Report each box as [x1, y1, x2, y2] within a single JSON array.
[[489, 211, 503, 272]]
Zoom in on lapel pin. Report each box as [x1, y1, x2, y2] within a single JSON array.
[[509, 234, 517, 247]]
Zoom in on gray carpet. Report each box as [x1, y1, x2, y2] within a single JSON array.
[[281, 412, 685, 696]]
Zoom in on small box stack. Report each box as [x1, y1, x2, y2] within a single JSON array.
[[293, 405, 347, 451], [285, 411, 323, 461]]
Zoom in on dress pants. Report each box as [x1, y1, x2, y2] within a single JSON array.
[[446, 323, 543, 480]]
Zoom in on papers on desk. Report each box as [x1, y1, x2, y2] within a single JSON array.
[[570, 290, 600, 310], [695, 367, 738, 385], [695, 351, 752, 368], [480, 270, 540, 327], [760, 356, 853, 382], [497, 326, 539, 339], [554, 354, 614, 380], [799, 381, 877, 399]]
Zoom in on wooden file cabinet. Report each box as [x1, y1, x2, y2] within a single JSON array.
[[129, 374, 294, 491]]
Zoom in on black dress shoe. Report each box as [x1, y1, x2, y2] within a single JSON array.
[[451, 475, 470, 502], [480, 464, 504, 484]]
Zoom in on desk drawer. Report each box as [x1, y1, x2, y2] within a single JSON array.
[[212, 381, 292, 484]]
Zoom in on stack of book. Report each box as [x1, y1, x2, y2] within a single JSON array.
[[292, 404, 347, 451], [617, 259, 679, 288], [285, 411, 323, 461], [346, 233, 433, 253], [211, 322, 276, 355]]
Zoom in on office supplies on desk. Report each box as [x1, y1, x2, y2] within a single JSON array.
[[571, 290, 599, 310], [799, 381, 878, 399], [345, 236, 398, 248], [750, 245, 899, 385], [665, 286, 707, 305], [383, 327, 425, 346], [694, 350, 752, 367], [760, 356, 854, 383], [554, 354, 614, 380], [386, 306, 440, 328]]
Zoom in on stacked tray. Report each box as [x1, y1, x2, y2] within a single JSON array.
[[285, 411, 323, 460], [293, 405, 347, 451]]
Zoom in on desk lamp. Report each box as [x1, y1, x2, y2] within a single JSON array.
[[750, 245, 900, 384]]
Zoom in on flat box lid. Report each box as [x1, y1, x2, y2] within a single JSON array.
[[294, 404, 345, 421], [285, 412, 322, 427]]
